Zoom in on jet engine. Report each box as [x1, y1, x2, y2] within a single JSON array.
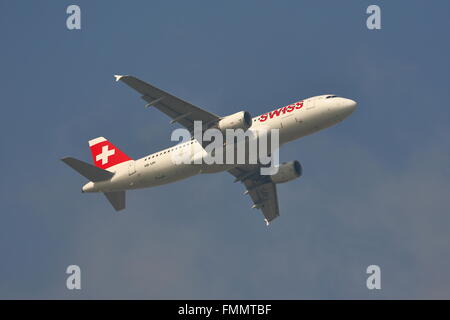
[[217, 111, 252, 131], [270, 160, 302, 184]]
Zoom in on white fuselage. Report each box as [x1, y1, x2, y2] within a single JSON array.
[[82, 95, 357, 193]]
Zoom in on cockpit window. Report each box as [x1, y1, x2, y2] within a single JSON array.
[[326, 95, 338, 99]]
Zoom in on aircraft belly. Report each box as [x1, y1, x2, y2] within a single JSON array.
[[199, 163, 235, 174], [139, 159, 201, 188]]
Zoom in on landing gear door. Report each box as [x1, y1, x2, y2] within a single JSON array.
[[128, 161, 136, 176]]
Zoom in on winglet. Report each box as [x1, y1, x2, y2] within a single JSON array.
[[114, 75, 126, 82], [264, 219, 270, 226]]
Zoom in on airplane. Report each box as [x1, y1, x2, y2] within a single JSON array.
[[62, 75, 357, 225]]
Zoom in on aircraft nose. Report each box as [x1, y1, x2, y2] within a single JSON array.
[[345, 98, 357, 111], [342, 98, 357, 114]]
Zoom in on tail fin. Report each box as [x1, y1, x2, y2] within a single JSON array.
[[61, 157, 114, 182], [89, 137, 132, 169], [103, 191, 126, 211]]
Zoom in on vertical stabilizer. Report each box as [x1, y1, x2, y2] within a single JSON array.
[[89, 137, 132, 169]]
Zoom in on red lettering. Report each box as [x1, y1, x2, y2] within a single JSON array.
[[269, 109, 281, 118], [259, 102, 303, 122], [259, 114, 268, 122], [295, 101, 304, 109]]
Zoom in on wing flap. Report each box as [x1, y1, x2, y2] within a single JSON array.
[[228, 165, 280, 225], [247, 182, 279, 223], [115, 75, 220, 131]]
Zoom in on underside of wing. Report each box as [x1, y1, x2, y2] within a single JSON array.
[[115, 75, 220, 132], [228, 165, 280, 225]]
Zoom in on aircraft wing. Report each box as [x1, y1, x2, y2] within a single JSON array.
[[114, 75, 220, 132], [228, 165, 280, 225]]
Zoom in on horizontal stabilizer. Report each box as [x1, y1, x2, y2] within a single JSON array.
[[61, 157, 114, 182], [103, 191, 126, 211]]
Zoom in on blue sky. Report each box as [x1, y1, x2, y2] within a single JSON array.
[[1, 1, 450, 299]]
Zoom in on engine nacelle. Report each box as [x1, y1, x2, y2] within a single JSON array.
[[270, 160, 302, 184], [217, 111, 252, 132]]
